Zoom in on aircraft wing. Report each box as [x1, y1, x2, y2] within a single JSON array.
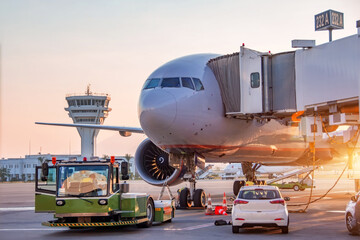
[[35, 122, 144, 134]]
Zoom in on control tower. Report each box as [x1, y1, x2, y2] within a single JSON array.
[[65, 85, 111, 158]]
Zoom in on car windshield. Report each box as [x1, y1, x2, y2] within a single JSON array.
[[57, 165, 109, 197], [238, 189, 280, 200]]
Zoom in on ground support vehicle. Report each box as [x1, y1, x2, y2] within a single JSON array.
[[270, 182, 311, 191], [35, 157, 174, 228], [232, 185, 290, 234], [345, 191, 360, 235]]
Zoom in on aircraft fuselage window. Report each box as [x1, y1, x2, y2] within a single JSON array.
[[181, 77, 195, 90], [250, 72, 260, 88], [144, 78, 161, 89], [192, 78, 204, 91], [161, 78, 180, 88]]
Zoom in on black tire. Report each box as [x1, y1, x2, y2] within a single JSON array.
[[233, 180, 241, 196], [293, 185, 300, 191], [232, 225, 239, 233], [193, 189, 206, 207], [137, 198, 155, 228], [346, 213, 359, 235], [281, 217, 289, 234], [281, 226, 289, 234], [180, 188, 192, 208]]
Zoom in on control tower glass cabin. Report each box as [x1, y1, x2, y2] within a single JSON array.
[[65, 88, 111, 158]]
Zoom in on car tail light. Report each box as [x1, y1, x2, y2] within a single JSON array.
[[234, 200, 249, 205], [270, 199, 285, 206], [235, 218, 245, 220], [274, 218, 284, 221]]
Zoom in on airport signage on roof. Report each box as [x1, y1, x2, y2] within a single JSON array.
[[315, 9, 344, 31]]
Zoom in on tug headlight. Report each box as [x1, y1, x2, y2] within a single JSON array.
[[56, 200, 65, 206], [98, 199, 108, 205]]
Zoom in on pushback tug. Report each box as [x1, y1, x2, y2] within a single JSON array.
[[35, 156, 174, 228]]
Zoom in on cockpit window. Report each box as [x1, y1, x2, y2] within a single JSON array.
[[181, 77, 195, 90], [192, 78, 204, 91], [161, 78, 180, 88], [144, 78, 161, 89]]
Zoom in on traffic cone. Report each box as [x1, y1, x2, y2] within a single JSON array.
[[215, 206, 228, 215], [205, 193, 214, 215], [222, 192, 227, 211]]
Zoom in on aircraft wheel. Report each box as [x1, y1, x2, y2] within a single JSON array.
[[138, 198, 154, 228], [233, 180, 241, 196], [180, 188, 192, 208], [193, 189, 206, 207]]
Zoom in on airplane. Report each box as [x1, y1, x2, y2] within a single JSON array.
[[36, 47, 359, 208]]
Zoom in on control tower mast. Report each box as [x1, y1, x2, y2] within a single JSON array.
[[65, 85, 111, 158]]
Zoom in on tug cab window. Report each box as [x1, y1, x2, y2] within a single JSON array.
[[144, 78, 161, 89], [161, 78, 180, 88], [193, 78, 204, 91], [250, 72, 260, 88], [181, 77, 195, 90]]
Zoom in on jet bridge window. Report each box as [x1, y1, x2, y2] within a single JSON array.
[[161, 78, 181, 88], [250, 72, 260, 88], [143, 78, 161, 89], [181, 77, 195, 90], [193, 78, 204, 91]]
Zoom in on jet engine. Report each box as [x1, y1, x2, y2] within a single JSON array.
[[135, 138, 185, 186]]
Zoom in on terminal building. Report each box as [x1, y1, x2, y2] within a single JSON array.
[[0, 154, 135, 182]]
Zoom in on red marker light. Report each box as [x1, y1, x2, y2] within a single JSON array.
[[270, 199, 285, 206], [83, 157, 87, 162], [52, 157, 56, 165], [110, 156, 115, 164]]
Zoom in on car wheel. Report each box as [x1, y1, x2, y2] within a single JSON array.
[[193, 189, 206, 207], [293, 185, 300, 191], [346, 213, 359, 235], [281, 226, 289, 234], [232, 225, 239, 233]]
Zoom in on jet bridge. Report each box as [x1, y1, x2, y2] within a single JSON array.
[[207, 32, 360, 125]]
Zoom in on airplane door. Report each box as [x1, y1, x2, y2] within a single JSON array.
[[239, 47, 263, 114], [35, 166, 56, 212]]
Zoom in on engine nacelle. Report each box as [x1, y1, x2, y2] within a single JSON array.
[[135, 138, 185, 186]]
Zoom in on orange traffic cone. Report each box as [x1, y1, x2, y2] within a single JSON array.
[[215, 206, 228, 215], [222, 192, 227, 211], [205, 193, 214, 215]]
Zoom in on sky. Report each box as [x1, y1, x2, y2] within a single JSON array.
[[0, 0, 359, 158]]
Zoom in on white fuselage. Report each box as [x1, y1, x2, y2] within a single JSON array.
[[138, 54, 332, 165]]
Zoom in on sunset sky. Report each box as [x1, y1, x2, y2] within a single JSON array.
[[0, 0, 359, 158]]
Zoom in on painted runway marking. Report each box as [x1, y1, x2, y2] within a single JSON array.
[[0, 207, 34, 211], [327, 210, 346, 213], [148, 223, 214, 231], [0, 228, 64, 231]]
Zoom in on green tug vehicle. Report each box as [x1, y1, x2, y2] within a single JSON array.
[[35, 157, 174, 228]]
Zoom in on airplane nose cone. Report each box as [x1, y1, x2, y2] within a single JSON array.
[[139, 89, 177, 132]]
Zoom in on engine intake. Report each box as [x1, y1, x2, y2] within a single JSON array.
[[135, 139, 184, 186]]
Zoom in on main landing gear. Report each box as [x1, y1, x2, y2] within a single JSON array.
[[233, 162, 264, 196]]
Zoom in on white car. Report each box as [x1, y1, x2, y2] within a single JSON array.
[[345, 191, 360, 234], [231, 185, 290, 234]]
